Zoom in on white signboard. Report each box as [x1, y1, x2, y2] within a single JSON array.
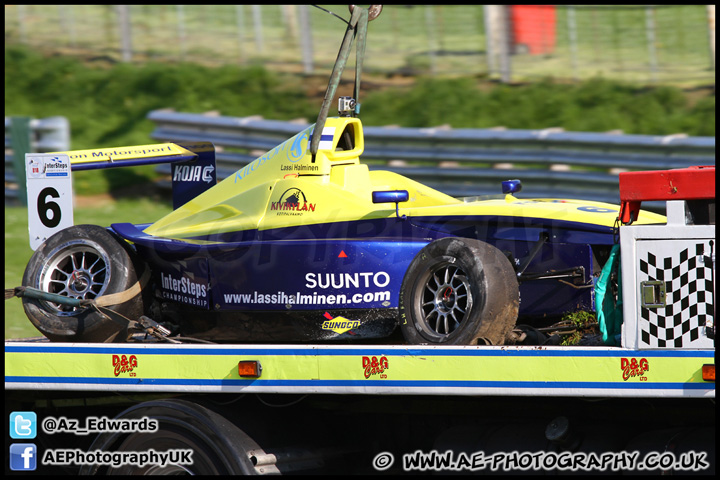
[[26, 153, 73, 250]]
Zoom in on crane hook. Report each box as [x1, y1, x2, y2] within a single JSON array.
[[349, 4, 383, 21]]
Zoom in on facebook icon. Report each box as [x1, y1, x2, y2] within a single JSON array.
[[10, 443, 37, 471]]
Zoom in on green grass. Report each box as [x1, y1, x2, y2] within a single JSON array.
[[361, 76, 715, 135], [5, 197, 173, 339]]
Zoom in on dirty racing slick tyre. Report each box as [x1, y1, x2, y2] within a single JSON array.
[[21, 224, 145, 343], [399, 237, 519, 345]]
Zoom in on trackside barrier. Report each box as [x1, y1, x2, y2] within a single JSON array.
[[148, 110, 715, 211], [5, 116, 71, 204]]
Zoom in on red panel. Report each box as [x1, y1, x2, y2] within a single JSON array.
[[510, 5, 556, 55], [618, 166, 715, 223]]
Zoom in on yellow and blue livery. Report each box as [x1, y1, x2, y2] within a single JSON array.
[[21, 116, 664, 345]]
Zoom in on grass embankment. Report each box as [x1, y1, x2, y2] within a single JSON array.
[[361, 77, 715, 136]]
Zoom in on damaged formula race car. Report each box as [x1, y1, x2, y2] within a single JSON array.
[[18, 5, 664, 345]]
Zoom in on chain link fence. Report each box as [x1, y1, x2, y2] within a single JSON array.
[[4, 5, 715, 86]]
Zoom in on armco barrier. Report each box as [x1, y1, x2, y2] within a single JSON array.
[[149, 109, 715, 211], [5, 116, 70, 203]]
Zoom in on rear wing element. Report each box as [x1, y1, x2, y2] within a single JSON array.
[[25, 142, 216, 250]]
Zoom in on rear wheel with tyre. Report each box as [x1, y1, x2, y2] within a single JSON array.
[[399, 237, 519, 345], [21, 224, 146, 342]]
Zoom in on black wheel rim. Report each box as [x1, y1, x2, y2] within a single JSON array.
[[419, 262, 472, 338]]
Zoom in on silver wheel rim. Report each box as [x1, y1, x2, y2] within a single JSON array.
[[38, 241, 111, 315], [420, 263, 472, 337]]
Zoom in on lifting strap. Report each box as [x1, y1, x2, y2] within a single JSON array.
[[7, 267, 150, 308], [310, 6, 370, 157], [94, 267, 151, 307]]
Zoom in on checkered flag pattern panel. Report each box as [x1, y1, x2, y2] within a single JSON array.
[[639, 242, 714, 348]]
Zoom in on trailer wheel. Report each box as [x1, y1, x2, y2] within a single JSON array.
[[21, 224, 145, 343], [80, 400, 264, 475], [399, 237, 519, 345]]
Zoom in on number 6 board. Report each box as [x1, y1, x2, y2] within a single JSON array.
[[26, 153, 73, 251]]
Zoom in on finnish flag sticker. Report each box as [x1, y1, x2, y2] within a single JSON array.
[[317, 126, 335, 150]]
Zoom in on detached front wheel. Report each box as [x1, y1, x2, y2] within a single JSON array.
[[21, 224, 146, 342], [399, 237, 519, 345]]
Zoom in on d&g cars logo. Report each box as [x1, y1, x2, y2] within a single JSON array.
[[112, 355, 138, 377], [362, 356, 389, 379], [620, 357, 649, 381], [271, 188, 316, 215]]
